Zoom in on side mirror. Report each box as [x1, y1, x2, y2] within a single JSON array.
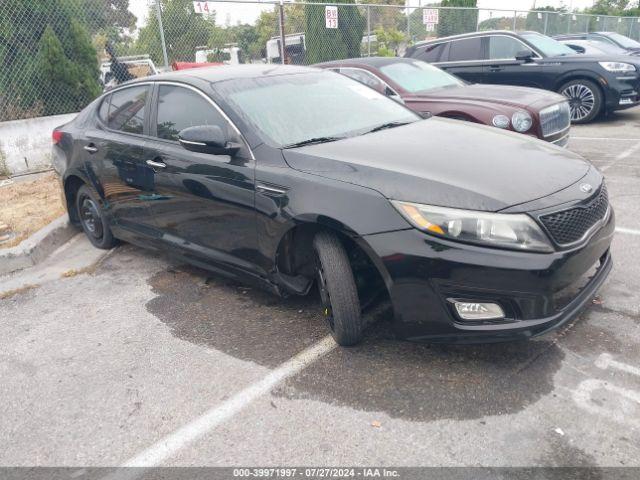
[[178, 125, 240, 156], [566, 44, 586, 54], [515, 50, 535, 62], [385, 87, 405, 104]]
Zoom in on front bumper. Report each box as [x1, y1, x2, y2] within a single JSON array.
[[363, 208, 615, 343], [603, 73, 640, 112]]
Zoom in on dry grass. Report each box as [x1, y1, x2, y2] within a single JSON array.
[[0, 172, 65, 249]]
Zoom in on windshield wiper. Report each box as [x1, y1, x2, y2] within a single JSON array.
[[364, 121, 411, 135], [282, 136, 345, 149]]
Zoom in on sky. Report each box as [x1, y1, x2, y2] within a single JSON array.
[[128, 0, 597, 30]]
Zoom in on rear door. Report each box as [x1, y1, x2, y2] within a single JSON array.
[[83, 84, 157, 238], [434, 37, 485, 83], [484, 34, 547, 89], [143, 83, 259, 275]]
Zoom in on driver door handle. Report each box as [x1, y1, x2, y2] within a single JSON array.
[[83, 144, 98, 153], [146, 159, 166, 169]]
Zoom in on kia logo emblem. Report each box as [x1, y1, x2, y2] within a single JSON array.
[[580, 183, 593, 194]]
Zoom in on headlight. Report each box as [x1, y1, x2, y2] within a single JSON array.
[[599, 61, 636, 73], [392, 201, 554, 253], [492, 115, 510, 129], [512, 111, 532, 132]]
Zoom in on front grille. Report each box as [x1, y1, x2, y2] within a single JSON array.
[[540, 184, 609, 245], [540, 102, 571, 138]]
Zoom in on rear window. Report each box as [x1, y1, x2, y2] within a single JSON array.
[[416, 43, 447, 62], [447, 38, 483, 62], [107, 86, 148, 134]]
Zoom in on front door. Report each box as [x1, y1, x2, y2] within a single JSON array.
[[144, 83, 259, 275], [483, 35, 547, 89]]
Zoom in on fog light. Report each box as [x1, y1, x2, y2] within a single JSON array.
[[452, 301, 505, 321]]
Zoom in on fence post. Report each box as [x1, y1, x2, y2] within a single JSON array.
[[566, 13, 571, 33], [586, 15, 590, 33], [155, 0, 169, 69], [278, 1, 286, 65], [512, 11, 517, 31], [367, 5, 371, 57], [543, 12, 549, 35], [407, 7, 411, 43]]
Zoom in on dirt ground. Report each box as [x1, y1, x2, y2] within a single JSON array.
[[0, 172, 65, 248]]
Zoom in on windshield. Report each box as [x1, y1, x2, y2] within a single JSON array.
[[606, 32, 640, 49], [587, 40, 628, 55], [520, 32, 577, 57], [217, 71, 419, 147], [380, 60, 464, 93]]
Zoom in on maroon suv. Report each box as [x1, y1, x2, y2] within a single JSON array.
[[315, 57, 571, 147]]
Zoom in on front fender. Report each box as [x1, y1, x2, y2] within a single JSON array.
[[254, 165, 411, 273], [552, 69, 607, 91]]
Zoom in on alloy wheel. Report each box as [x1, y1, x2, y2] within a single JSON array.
[[562, 84, 595, 122]]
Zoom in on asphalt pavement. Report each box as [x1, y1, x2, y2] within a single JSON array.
[[1, 108, 639, 469]]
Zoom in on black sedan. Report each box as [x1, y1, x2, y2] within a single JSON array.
[[52, 65, 614, 345], [405, 30, 640, 123]]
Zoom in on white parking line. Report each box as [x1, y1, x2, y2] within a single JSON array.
[[596, 353, 640, 378], [600, 140, 640, 172], [572, 379, 640, 428], [616, 227, 640, 236], [115, 335, 336, 472]]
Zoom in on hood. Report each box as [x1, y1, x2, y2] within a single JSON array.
[[547, 53, 640, 67], [408, 84, 565, 110], [282, 118, 590, 212]]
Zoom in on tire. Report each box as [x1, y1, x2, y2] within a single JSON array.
[[76, 185, 117, 249], [559, 79, 603, 124], [313, 231, 363, 346]]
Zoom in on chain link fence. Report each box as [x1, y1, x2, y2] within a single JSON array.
[[2, 0, 640, 123]]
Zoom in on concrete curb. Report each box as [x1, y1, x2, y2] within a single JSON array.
[[0, 215, 78, 276]]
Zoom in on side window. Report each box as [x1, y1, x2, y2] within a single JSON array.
[[108, 86, 148, 134], [416, 43, 446, 63], [98, 95, 110, 123], [155, 85, 230, 142], [489, 36, 527, 59], [448, 38, 483, 62], [339, 68, 386, 93]]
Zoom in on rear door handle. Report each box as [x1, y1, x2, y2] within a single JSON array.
[[83, 145, 98, 154], [489, 66, 503, 72], [146, 159, 166, 169]]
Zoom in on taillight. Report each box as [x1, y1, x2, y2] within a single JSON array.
[[52, 130, 63, 144]]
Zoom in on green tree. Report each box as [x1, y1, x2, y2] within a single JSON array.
[[136, 0, 216, 65], [375, 27, 406, 56], [438, 0, 478, 37], [0, 0, 102, 120], [588, 0, 637, 15], [37, 27, 77, 116], [304, 0, 365, 64], [81, 0, 137, 40]]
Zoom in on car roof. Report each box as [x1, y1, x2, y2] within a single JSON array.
[[123, 64, 319, 87], [315, 57, 416, 68], [412, 30, 520, 47]]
